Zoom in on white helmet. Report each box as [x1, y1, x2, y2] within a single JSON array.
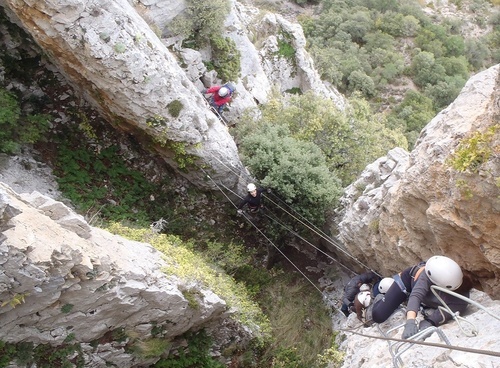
[[359, 284, 370, 292], [425, 256, 463, 290], [378, 277, 395, 294], [357, 291, 371, 307], [247, 183, 257, 192], [218, 86, 229, 97]]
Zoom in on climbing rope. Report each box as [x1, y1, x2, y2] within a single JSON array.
[[262, 208, 357, 276], [203, 170, 323, 294], [430, 285, 500, 337], [340, 323, 500, 358], [205, 150, 378, 277], [263, 193, 382, 278]]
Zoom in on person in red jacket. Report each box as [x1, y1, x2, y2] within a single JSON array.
[[202, 82, 236, 114]]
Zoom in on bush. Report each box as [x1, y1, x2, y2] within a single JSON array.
[[210, 35, 241, 82], [169, 0, 231, 42], [0, 88, 50, 154], [238, 122, 342, 224]]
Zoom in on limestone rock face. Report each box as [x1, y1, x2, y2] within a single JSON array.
[[0, 0, 248, 191], [336, 65, 500, 299], [0, 182, 251, 366], [0, 0, 346, 193], [338, 289, 500, 368]]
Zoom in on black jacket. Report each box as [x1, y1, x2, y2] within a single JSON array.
[[238, 188, 266, 210]]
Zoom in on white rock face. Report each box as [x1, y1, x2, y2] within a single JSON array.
[[0, 182, 251, 366], [337, 290, 500, 368], [336, 64, 500, 298], [0, 0, 347, 193], [0, 0, 249, 191]]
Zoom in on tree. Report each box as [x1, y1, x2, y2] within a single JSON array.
[[347, 70, 376, 97], [247, 91, 407, 186], [238, 123, 343, 224], [410, 51, 447, 87], [169, 0, 231, 42], [424, 76, 466, 110]]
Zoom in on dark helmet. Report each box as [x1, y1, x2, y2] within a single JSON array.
[[224, 82, 236, 93]]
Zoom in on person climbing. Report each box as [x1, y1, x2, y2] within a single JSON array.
[[201, 82, 236, 114], [341, 271, 380, 317], [353, 284, 372, 325], [373, 277, 395, 297], [237, 183, 267, 215], [371, 255, 472, 339]]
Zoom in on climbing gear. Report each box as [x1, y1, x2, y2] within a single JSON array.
[[357, 291, 372, 307], [224, 82, 236, 93], [247, 183, 257, 192], [402, 319, 418, 339], [360, 283, 371, 292], [425, 256, 463, 290], [218, 86, 229, 97], [378, 277, 395, 294]]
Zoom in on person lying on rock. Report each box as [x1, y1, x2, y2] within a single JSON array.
[[341, 271, 380, 317], [370, 255, 472, 339]]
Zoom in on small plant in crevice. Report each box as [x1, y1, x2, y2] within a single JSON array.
[[167, 100, 184, 118], [60, 303, 74, 313], [181, 289, 201, 310], [153, 330, 224, 368], [1, 292, 29, 309], [114, 42, 127, 53], [448, 126, 498, 173]]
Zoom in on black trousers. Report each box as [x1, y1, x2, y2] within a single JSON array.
[[371, 282, 407, 323]]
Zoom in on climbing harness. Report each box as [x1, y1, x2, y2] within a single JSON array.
[[341, 285, 500, 367], [200, 92, 230, 126]]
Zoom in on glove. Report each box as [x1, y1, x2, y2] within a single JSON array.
[[266, 188, 272, 193], [419, 319, 434, 331], [237, 209, 243, 215], [402, 319, 418, 339]]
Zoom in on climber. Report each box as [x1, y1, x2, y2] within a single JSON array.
[[201, 82, 236, 114], [341, 271, 380, 317], [353, 284, 372, 325], [373, 277, 395, 297], [371, 255, 472, 339], [237, 183, 268, 215]]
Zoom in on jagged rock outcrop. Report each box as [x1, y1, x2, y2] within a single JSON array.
[[0, 0, 346, 193], [337, 289, 500, 368], [0, 182, 254, 366], [0, 0, 248, 191], [335, 64, 500, 298]]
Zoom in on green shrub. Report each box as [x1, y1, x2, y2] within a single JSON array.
[[0, 88, 50, 154], [169, 0, 231, 42], [167, 100, 184, 118], [238, 122, 342, 225], [154, 330, 224, 368], [448, 126, 498, 173], [210, 35, 241, 82]]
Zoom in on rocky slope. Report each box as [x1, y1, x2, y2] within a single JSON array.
[[334, 64, 500, 298], [0, 0, 345, 193], [0, 180, 255, 366]]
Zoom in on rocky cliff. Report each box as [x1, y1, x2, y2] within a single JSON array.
[[0, 181, 255, 366], [0, 0, 345, 192], [335, 64, 500, 298]]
